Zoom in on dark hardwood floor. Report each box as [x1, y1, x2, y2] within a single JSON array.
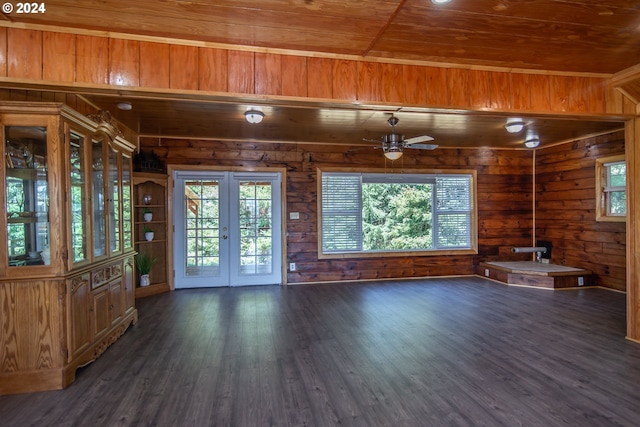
[[2, 277, 640, 426]]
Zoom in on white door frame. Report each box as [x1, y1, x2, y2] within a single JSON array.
[[167, 165, 288, 289]]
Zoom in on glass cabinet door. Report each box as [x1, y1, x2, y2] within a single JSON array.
[[5, 126, 51, 267], [69, 131, 88, 264], [92, 138, 106, 258], [122, 154, 133, 249], [108, 146, 120, 254]]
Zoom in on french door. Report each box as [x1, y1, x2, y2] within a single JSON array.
[[173, 171, 282, 288]]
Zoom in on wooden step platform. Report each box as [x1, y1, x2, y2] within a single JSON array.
[[478, 261, 593, 289]]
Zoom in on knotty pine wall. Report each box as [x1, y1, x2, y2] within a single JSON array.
[[535, 130, 626, 291], [141, 136, 535, 284]]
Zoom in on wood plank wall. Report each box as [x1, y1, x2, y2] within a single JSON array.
[[535, 130, 626, 291], [141, 136, 534, 284], [0, 27, 630, 116]]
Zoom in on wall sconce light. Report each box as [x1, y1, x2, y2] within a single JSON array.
[[244, 109, 264, 124], [504, 118, 525, 133]]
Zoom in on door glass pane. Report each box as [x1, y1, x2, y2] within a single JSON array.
[[92, 139, 106, 257], [122, 155, 132, 249], [239, 181, 273, 275], [184, 180, 220, 277], [69, 132, 88, 263], [108, 147, 120, 253], [5, 126, 50, 266]]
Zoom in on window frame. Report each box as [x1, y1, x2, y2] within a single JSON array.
[[596, 155, 626, 223], [317, 167, 478, 259]]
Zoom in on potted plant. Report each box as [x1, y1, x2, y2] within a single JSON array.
[[143, 207, 153, 222], [144, 226, 154, 241], [135, 252, 157, 287]]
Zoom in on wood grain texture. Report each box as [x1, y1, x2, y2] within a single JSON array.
[[307, 57, 333, 99], [626, 118, 640, 341], [169, 45, 198, 90], [42, 32, 75, 82], [1, 278, 639, 425], [227, 50, 254, 94], [109, 38, 140, 87], [0, 27, 6, 77], [281, 55, 307, 97], [357, 61, 381, 103], [254, 52, 282, 96], [332, 59, 357, 101], [7, 28, 42, 80], [140, 42, 169, 89], [535, 130, 626, 291], [76, 35, 109, 85], [402, 64, 427, 105], [198, 47, 228, 92]]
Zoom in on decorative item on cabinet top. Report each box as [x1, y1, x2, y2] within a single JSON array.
[[134, 149, 166, 173]]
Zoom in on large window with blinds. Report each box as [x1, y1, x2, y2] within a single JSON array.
[[319, 170, 477, 256]]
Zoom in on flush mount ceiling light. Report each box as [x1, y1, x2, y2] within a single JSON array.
[[244, 108, 264, 124], [432, 0, 452, 4], [117, 102, 132, 111], [524, 138, 540, 148], [504, 118, 525, 133]]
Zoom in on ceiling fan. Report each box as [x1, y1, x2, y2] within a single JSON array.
[[364, 115, 438, 160]]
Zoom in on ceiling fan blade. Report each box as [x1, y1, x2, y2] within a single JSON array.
[[363, 138, 381, 143], [407, 143, 439, 150], [404, 135, 435, 145]]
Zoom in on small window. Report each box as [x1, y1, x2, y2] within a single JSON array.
[[318, 169, 477, 258], [596, 155, 626, 222]]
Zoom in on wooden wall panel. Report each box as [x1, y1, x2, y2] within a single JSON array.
[[307, 57, 333, 99], [446, 68, 469, 108], [586, 77, 607, 114], [227, 50, 254, 94], [169, 45, 198, 90], [511, 73, 531, 111], [332, 60, 357, 101], [380, 63, 403, 103], [42, 33, 75, 83], [403, 65, 427, 105], [199, 47, 228, 92], [142, 136, 537, 284], [140, 42, 169, 89], [282, 56, 307, 97], [535, 130, 626, 291], [569, 76, 589, 113], [468, 70, 492, 110], [0, 28, 6, 78], [357, 61, 381, 102], [7, 28, 42, 80], [549, 75, 571, 112], [76, 35, 109, 85], [490, 71, 511, 110], [529, 74, 551, 111], [255, 53, 282, 96], [425, 66, 448, 106], [109, 39, 140, 87]]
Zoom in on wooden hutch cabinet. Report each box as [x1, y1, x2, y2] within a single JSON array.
[[0, 102, 138, 395]]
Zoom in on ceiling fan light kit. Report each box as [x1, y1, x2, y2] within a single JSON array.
[[524, 138, 540, 149], [366, 115, 438, 160], [244, 109, 264, 124]]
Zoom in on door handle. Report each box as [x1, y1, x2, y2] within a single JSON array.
[[223, 235, 228, 239]]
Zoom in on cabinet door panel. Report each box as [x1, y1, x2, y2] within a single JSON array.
[[92, 287, 110, 337], [68, 273, 91, 361], [109, 280, 124, 326], [124, 257, 135, 312]]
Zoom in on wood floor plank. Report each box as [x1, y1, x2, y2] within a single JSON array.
[[2, 277, 640, 426]]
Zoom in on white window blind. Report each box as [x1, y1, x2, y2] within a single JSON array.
[[321, 171, 474, 254]]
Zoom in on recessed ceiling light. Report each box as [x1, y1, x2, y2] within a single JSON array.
[[117, 102, 132, 111]]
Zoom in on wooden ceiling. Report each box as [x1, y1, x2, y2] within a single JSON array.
[[2, 0, 635, 148], [5, 0, 639, 74]]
